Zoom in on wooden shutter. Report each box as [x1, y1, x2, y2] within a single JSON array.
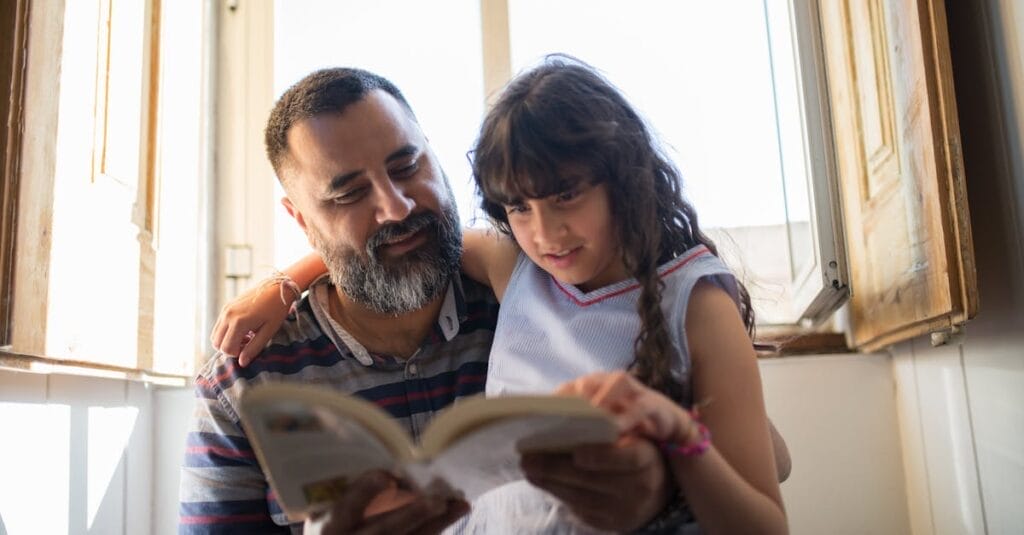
[[820, 0, 976, 351], [0, 0, 30, 346]]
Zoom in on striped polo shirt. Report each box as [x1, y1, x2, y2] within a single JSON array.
[[178, 273, 498, 533]]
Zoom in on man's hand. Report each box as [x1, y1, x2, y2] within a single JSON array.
[[521, 435, 671, 532], [306, 471, 469, 535]]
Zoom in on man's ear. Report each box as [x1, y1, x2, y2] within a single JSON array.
[[281, 197, 307, 232], [282, 197, 318, 249]]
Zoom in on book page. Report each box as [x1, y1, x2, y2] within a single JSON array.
[[422, 413, 617, 500], [241, 395, 406, 520]]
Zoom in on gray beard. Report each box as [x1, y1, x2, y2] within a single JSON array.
[[309, 203, 462, 315]]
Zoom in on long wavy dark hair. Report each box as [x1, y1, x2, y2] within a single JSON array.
[[471, 55, 755, 402]]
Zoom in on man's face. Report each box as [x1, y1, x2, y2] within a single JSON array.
[[281, 90, 462, 314]]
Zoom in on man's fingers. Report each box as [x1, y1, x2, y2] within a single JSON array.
[[351, 495, 449, 535], [572, 435, 659, 472], [319, 471, 396, 531], [412, 499, 470, 535], [522, 475, 636, 532], [522, 452, 630, 496]]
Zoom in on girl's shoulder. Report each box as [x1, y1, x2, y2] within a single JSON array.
[[661, 245, 739, 302], [461, 228, 520, 300]]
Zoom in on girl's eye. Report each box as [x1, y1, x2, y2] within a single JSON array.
[[555, 189, 580, 203], [504, 202, 528, 214]]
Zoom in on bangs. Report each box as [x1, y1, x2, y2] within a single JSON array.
[[476, 104, 603, 206]]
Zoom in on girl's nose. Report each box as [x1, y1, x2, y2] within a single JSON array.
[[532, 207, 566, 247]]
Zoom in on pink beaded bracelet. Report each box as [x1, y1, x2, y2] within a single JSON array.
[[659, 421, 712, 458]]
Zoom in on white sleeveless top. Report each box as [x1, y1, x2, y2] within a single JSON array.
[[454, 245, 739, 534]]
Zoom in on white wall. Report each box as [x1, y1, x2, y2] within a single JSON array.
[[0, 368, 192, 535], [0, 369, 161, 534], [153, 387, 194, 535], [760, 355, 912, 535], [888, 1, 1024, 534]]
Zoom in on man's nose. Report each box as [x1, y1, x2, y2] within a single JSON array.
[[374, 179, 415, 224]]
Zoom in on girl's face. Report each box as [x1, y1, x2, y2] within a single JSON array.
[[504, 180, 629, 292]]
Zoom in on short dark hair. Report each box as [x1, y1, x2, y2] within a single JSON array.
[[264, 67, 415, 180]]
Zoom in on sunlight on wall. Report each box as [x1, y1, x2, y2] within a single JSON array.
[[0, 402, 141, 534], [0, 404, 71, 535], [46, 0, 143, 367], [151, 0, 204, 374], [87, 407, 139, 529]]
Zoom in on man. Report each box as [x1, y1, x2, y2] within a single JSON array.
[[179, 68, 683, 534]]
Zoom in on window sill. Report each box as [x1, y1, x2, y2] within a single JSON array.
[[754, 328, 851, 358], [0, 348, 190, 387]]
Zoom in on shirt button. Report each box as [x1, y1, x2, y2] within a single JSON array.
[[408, 363, 418, 376]]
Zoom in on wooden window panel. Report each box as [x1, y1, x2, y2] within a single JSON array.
[[0, 0, 30, 347], [820, 0, 977, 351]]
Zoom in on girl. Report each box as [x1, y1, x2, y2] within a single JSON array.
[[215, 55, 786, 533]]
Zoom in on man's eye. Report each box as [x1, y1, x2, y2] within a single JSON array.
[[332, 188, 366, 205], [391, 162, 419, 178]]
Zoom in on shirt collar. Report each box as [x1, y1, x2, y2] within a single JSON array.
[[308, 274, 463, 366]]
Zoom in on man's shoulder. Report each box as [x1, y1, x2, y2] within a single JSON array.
[[457, 272, 500, 321], [194, 301, 340, 408]]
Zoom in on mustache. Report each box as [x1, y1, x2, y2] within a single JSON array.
[[365, 212, 438, 257]]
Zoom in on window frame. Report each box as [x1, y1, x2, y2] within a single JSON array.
[[1, 0, 197, 382], [3, 0, 976, 372], [784, 0, 851, 326], [0, 0, 30, 348]]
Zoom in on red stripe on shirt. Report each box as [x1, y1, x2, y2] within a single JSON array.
[[186, 445, 256, 458], [179, 513, 272, 525], [554, 247, 711, 307], [373, 374, 486, 408]]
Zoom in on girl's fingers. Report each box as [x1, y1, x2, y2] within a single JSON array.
[[220, 318, 249, 359], [238, 326, 273, 367], [556, 373, 608, 399], [210, 313, 225, 350], [591, 371, 637, 408], [554, 378, 582, 396]]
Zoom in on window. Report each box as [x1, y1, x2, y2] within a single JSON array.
[[504, 0, 850, 327], [818, 0, 976, 350], [2, 0, 975, 371], [0, 0, 28, 348], [2, 0, 206, 378], [265, 0, 852, 328], [254, 0, 976, 351]]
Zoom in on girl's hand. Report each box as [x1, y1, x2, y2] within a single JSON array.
[[557, 371, 700, 446], [211, 278, 295, 367]]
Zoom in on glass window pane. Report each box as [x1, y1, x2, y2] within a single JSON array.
[[273, 0, 485, 267], [508, 0, 802, 323]]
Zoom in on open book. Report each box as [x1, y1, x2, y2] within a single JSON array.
[[238, 383, 618, 521]]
